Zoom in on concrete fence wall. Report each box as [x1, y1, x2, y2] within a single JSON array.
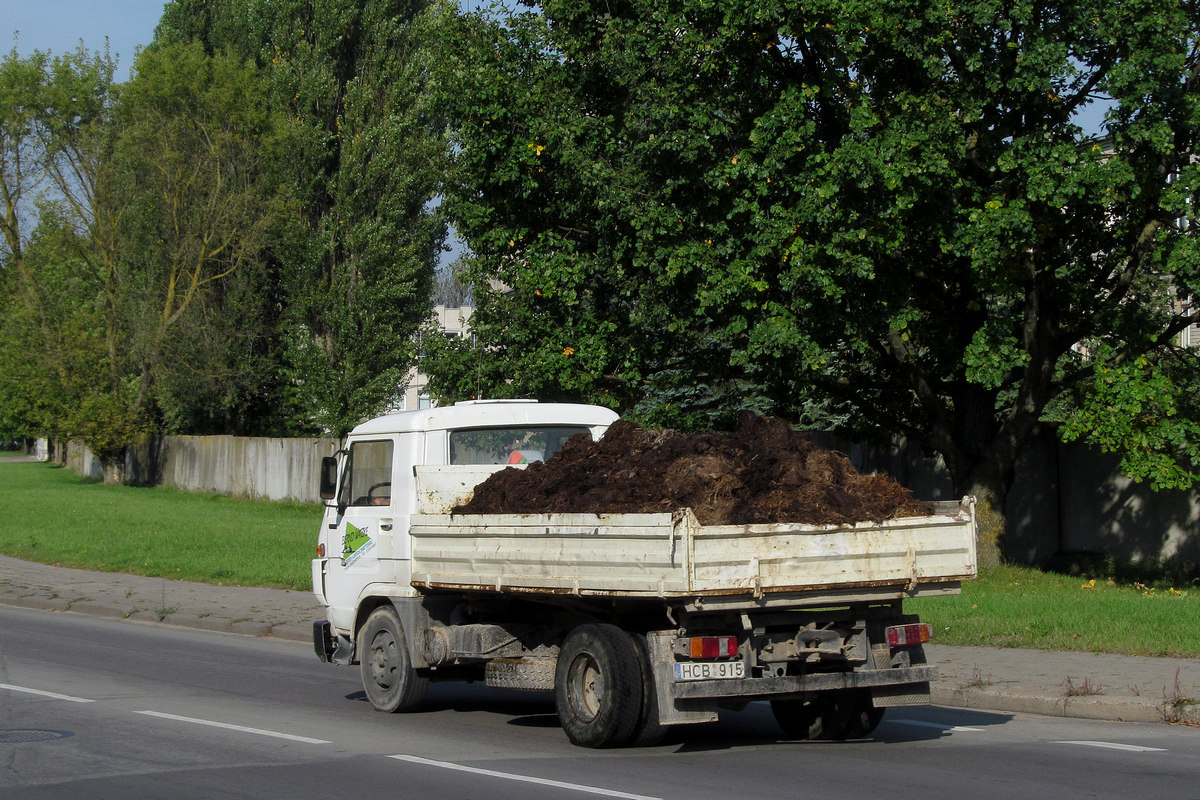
[[68, 434, 340, 503], [810, 428, 1200, 571], [65, 428, 1200, 569], [154, 435, 341, 503]]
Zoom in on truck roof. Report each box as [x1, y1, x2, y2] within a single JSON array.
[[349, 400, 620, 437]]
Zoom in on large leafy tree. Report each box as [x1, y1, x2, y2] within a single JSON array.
[[428, 0, 1200, 563], [0, 45, 142, 464], [0, 41, 292, 470], [0, 213, 116, 451], [156, 0, 447, 436], [111, 42, 290, 437]]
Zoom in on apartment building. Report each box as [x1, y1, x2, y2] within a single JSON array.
[[391, 304, 473, 412]]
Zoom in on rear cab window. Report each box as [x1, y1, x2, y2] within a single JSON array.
[[449, 426, 590, 466]]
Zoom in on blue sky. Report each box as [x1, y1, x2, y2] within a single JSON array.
[[6, 0, 167, 79]]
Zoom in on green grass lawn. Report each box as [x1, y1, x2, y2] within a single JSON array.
[[908, 564, 1200, 658], [2, 462, 1198, 656], [0, 462, 316, 590]]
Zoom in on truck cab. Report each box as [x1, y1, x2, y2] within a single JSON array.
[[312, 400, 618, 644]]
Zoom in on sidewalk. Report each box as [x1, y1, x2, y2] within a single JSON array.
[[0, 554, 318, 642], [0, 553, 1196, 726]]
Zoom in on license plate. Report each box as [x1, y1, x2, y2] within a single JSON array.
[[673, 660, 746, 681]]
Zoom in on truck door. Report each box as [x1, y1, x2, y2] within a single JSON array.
[[321, 438, 396, 633]]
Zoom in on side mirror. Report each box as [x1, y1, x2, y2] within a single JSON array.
[[319, 456, 338, 502]]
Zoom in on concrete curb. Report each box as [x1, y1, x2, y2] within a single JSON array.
[[929, 686, 1192, 725], [0, 593, 314, 643]]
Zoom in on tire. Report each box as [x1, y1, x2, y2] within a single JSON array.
[[770, 696, 828, 740], [772, 689, 884, 740], [359, 606, 429, 713], [555, 624, 643, 748], [830, 689, 885, 740], [627, 632, 666, 747]]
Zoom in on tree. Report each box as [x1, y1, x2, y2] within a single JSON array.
[[1, 40, 294, 471], [110, 41, 289, 437], [0, 45, 139, 465], [156, 0, 448, 436], [0, 213, 111, 449], [428, 0, 1200, 564]]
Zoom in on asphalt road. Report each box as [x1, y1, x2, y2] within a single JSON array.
[[2, 606, 1197, 800]]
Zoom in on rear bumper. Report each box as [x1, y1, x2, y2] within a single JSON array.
[[671, 664, 938, 701]]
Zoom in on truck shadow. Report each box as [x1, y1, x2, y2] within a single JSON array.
[[662, 705, 1014, 751], [347, 685, 1013, 749], [346, 685, 559, 726]]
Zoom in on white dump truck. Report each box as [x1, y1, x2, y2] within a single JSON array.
[[312, 400, 977, 748]]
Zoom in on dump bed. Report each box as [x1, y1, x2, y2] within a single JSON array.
[[408, 466, 977, 605]]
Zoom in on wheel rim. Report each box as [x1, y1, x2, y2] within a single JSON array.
[[567, 652, 604, 723], [367, 629, 398, 691]]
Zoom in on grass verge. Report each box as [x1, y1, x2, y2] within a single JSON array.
[[0, 462, 316, 590], [908, 564, 1200, 657]]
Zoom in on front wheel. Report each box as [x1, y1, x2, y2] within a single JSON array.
[[555, 624, 643, 748], [359, 606, 428, 713]]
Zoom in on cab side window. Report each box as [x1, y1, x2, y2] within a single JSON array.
[[339, 440, 394, 507]]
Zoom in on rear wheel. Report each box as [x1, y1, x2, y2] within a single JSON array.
[[770, 696, 828, 740], [359, 606, 428, 713], [771, 690, 884, 740], [555, 624, 643, 748], [829, 689, 885, 740]]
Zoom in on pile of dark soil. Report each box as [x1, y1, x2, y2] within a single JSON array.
[[455, 414, 931, 526]]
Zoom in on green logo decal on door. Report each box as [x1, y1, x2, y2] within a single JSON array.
[[342, 522, 375, 566]]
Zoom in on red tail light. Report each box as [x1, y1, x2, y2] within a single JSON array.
[[689, 636, 738, 658], [886, 623, 932, 647]]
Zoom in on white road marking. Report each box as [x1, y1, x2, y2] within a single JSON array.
[[389, 754, 663, 800], [892, 719, 984, 732], [134, 710, 331, 744], [1054, 741, 1166, 753], [0, 682, 95, 703]]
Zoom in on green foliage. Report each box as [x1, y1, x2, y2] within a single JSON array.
[[3, 2, 449, 448], [158, 0, 448, 436], [0, 46, 141, 461], [112, 42, 292, 437], [423, 4, 806, 427], [1061, 347, 1200, 490], [112, 41, 290, 434], [429, 0, 1200, 530]]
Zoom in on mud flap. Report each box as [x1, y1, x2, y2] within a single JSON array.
[[313, 621, 334, 662]]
